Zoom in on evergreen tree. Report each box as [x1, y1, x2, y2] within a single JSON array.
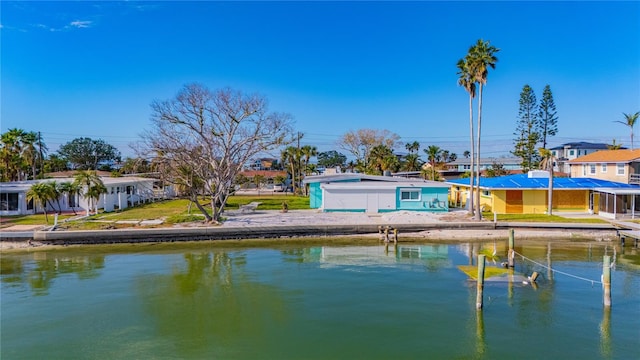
[[537, 85, 558, 149], [512, 85, 541, 172]]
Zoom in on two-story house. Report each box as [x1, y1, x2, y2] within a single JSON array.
[[568, 149, 640, 184], [551, 142, 618, 173], [441, 157, 522, 179]]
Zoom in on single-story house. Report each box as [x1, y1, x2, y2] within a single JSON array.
[[446, 171, 640, 218], [303, 174, 450, 213], [0, 176, 163, 216]]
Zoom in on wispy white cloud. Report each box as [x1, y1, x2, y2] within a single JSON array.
[[69, 20, 92, 29], [26, 20, 92, 32]]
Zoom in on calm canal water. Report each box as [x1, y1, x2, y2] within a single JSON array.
[[1, 240, 639, 359]]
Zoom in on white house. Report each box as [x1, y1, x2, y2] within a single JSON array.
[[550, 142, 614, 173], [0, 176, 164, 216], [303, 174, 450, 213]]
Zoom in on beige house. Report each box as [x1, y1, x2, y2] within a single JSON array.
[[568, 149, 640, 185]]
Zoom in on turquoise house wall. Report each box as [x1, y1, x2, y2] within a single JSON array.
[[395, 187, 449, 212], [310, 183, 322, 208]]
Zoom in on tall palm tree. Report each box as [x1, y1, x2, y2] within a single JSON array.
[[405, 141, 420, 154], [457, 58, 476, 215], [424, 145, 442, 181], [539, 148, 555, 215], [281, 146, 301, 193], [57, 181, 81, 215], [402, 153, 423, 171], [44, 180, 63, 214], [615, 111, 640, 149], [368, 145, 394, 175], [607, 139, 623, 150], [301, 145, 318, 168], [300, 144, 318, 192], [26, 182, 55, 223], [1, 128, 27, 181], [466, 39, 499, 220], [73, 170, 106, 215]]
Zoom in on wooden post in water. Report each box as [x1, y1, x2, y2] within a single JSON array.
[[600, 307, 612, 358], [378, 226, 384, 242], [384, 226, 390, 243], [476, 254, 486, 310], [393, 228, 398, 243], [508, 229, 515, 268], [603, 255, 612, 307]]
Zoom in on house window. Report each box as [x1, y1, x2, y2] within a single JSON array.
[[617, 164, 625, 175], [400, 189, 420, 201], [582, 165, 587, 176], [27, 198, 34, 210], [0, 193, 19, 211], [482, 190, 490, 196], [589, 165, 596, 175], [602, 164, 607, 173], [569, 150, 575, 156], [552, 150, 557, 157], [463, 165, 470, 170]]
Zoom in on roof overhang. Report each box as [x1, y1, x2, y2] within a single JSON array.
[[594, 187, 640, 195]]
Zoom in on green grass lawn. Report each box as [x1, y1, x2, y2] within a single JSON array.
[[226, 194, 310, 210], [485, 212, 607, 223], [1, 213, 77, 227], [10, 195, 311, 230], [92, 199, 195, 221]]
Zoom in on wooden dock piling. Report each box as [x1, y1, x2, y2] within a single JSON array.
[[508, 229, 515, 268], [476, 254, 486, 310], [603, 255, 612, 307]]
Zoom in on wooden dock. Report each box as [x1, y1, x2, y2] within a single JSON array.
[[617, 230, 640, 247]]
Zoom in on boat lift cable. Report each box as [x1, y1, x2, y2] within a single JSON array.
[[513, 250, 603, 286]]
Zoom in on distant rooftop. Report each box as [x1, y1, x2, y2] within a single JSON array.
[[447, 157, 521, 165], [568, 149, 640, 163], [549, 142, 617, 150]]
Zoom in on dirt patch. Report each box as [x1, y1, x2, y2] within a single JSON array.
[[2, 225, 44, 231]]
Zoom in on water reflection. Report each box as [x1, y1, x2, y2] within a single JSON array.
[[475, 310, 486, 359], [0, 253, 105, 295], [600, 307, 612, 359], [137, 251, 289, 356], [1, 242, 638, 359], [299, 245, 451, 270]]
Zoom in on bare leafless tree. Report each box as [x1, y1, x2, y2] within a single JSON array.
[[337, 128, 400, 170], [141, 84, 293, 222]]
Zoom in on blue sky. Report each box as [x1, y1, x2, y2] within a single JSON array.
[[2, 1, 639, 160]]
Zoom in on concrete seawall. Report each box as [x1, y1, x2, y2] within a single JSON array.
[[28, 221, 618, 245]]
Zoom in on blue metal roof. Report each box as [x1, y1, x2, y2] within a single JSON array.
[[446, 174, 640, 190]]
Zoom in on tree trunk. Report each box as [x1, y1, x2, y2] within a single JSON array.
[[191, 194, 213, 222], [548, 167, 554, 215], [474, 84, 483, 221], [468, 93, 475, 216]]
